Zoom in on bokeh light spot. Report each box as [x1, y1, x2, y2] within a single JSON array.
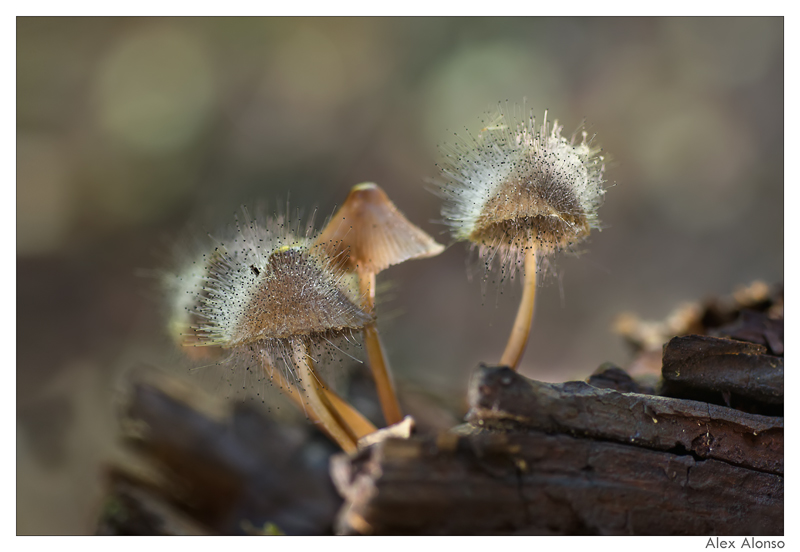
[[94, 26, 215, 153]]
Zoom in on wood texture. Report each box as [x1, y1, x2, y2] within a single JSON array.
[[467, 366, 783, 475], [331, 361, 783, 535], [98, 376, 342, 535], [331, 429, 783, 535], [661, 335, 784, 407]]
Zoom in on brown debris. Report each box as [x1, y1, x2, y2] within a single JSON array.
[[713, 310, 784, 356], [614, 280, 783, 354], [660, 335, 784, 411]]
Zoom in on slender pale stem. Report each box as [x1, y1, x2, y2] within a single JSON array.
[[266, 355, 378, 440], [359, 271, 404, 425], [323, 388, 378, 439], [291, 341, 359, 453], [500, 245, 538, 370]]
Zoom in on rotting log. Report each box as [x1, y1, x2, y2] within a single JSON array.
[[331, 364, 783, 535], [331, 429, 783, 535], [97, 372, 342, 535], [661, 335, 784, 408], [97, 476, 209, 536], [714, 309, 783, 355], [586, 363, 655, 395], [467, 366, 783, 475]]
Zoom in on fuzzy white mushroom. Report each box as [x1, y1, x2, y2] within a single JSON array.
[[438, 105, 608, 369], [165, 208, 375, 452]]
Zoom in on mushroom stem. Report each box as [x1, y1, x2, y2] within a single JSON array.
[[499, 245, 538, 370], [266, 357, 378, 440], [291, 341, 359, 452], [323, 388, 378, 439], [359, 272, 404, 425]]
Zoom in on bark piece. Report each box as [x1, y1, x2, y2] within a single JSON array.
[[701, 281, 782, 330], [587, 363, 655, 394], [713, 310, 784, 355], [331, 430, 783, 535], [661, 335, 784, 407], [466, 366, 783, 475], [613, 281, 782, 354], [108, 376, 341, 535], [96, 478, 209, 536]]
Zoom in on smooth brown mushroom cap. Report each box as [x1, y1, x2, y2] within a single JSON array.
[[315, 183, 444, 274]]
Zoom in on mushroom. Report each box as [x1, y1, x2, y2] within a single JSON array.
[[316, 183, 444, 425], [438, 108, 607, 369], [164, 247, 227, 362], [170, 209, 376, 452]]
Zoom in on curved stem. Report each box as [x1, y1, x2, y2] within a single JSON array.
[[500, 245, 538, 370], [323, 388, 378, 438], [291, 341, 359, 452], [269, 360, 378, 440], [359, 272, 404, 425]]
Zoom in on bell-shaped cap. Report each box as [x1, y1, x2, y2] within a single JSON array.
[[316, 183, 444, 274], [439, 109, 606, 259], [171, 211, 374, 350], [235, 246, 374, 344]]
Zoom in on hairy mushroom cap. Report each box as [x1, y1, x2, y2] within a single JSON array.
[[166, 210, 373, 357], [164, 247, 222, 349], [316, 182, 444, 275], [439, 107, 606, 269]]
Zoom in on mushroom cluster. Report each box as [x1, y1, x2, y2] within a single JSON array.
[[163, 102, 609, 454], [166, 188, 443, 451], [316, 183, 444, 425]]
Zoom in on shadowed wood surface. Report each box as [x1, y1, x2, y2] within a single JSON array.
[[331, 428, 782, 535], [331, 354, 783, 535], [97, 373, 342, 535]]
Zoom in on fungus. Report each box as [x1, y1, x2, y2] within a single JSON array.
[[164, 247, 226, 362], [438, 106, 607, 369], [167, 209, 374, 452], [281, 372, 378, 440], [316, 183, 444, 425]]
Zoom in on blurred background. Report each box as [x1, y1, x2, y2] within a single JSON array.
[[17, 17, 783, 534]]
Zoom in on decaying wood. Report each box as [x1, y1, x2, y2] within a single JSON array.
[[97, 372, 342, 535], [331, 429, 783, 535], [703, 282, 783, 330], [661, 335, 784, 408], [467, 366, 783, 475], [614, 280, 783, 355], [100, 282, 783, 536], [331, 358, 783, 536], [714, 310, 784, 355], [96, 476, 209, 536], [587, 363, 655, 395]]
